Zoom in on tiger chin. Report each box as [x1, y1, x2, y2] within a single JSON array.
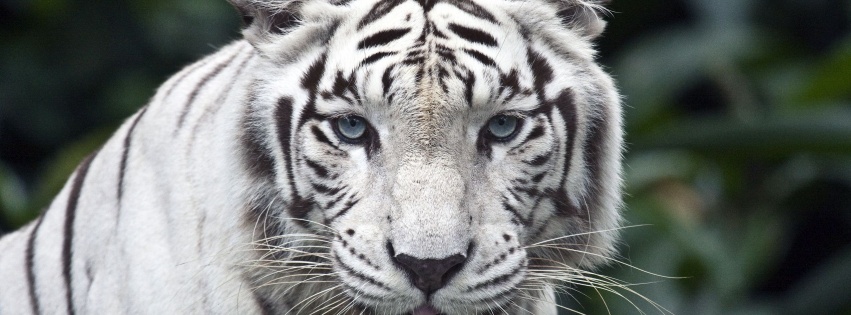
[[0, 0, 623, 314]]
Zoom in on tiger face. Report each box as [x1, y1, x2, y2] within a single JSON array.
[[238, 0, 623, 313]]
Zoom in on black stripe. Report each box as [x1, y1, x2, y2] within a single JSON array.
[[324, 191, 348, 209], [342, 283, 388, 303], [415, 0, 436, 11], [531, 172, 546, 183], [242, 112, 277, 182], [310, 126, 338, 149], [281, 56, 328, 225], [467, 264, 524, 291], [523, 125, 546, 143], [301, 54, 328, 90], [502, 200, 530, 226], [524, 153, 551, 166], [215, 50, 256, 105], [357, 28, 411, 49], [499, 69, 522, 101], [381, 65, 394, 96], [552, 90, 579, 216], [304, 158, 331, 179], [62, 151, 98, 315], [462, 48, 497, 67], [516, 186, 541, 197], [329, 198, 359, 222], [357, 0, 406, 30], [527, 48, 554, 99], [275, 97, 299, 198], [463, 70, 476, 106], [361, 51, 396, 65], [26, 214, 45, 315], [581, 95, 609, 211], [118, 106, 149, 202], [336, 256, 392, 290], [190, 50, 257, 157], [161, 59, 211, 102], [331, 71, 353, 102], [447, 23, 498, 46], [176, 48, 242, 130], [311, 182, 343, 196]]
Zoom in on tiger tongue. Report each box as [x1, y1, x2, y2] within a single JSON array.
[[412, 305, 440, 315]]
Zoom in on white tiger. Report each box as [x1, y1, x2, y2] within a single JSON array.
[[0, 0, 623, 314]]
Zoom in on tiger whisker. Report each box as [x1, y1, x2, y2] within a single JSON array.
[[516, 291, 588, 315], [524, 271, 672, 315], [525, 224, 650, 247], [285, 284, 345, 315], [527, 248, 680, 280]]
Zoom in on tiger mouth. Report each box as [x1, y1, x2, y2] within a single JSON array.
[[410, 304, 441, 315]]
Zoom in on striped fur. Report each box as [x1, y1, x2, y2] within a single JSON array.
[[0, 0, 622, 314]]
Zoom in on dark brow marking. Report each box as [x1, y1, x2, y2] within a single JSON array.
[[447, 23, 498, 46], [361, 51, 396, 65], [358, 0, 406, 30], [462, 48, 497, 67], [357, 28, 411, 49]]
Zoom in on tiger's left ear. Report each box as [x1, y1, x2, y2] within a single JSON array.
[[555, 0, 610, 38], [228, 0, 345, 43], [227, 0, 346, 60], [228, 0, 299, 36]]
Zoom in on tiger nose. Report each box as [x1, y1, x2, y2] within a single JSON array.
[[393, 253, 467, 294]]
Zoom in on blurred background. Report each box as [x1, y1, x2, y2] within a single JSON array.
[[1, 0, 849, 314]]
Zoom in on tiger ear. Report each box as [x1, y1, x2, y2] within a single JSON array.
[[228, 0, 344, 43], [228, 0, 300, 36], [555, 0, 610, 39]]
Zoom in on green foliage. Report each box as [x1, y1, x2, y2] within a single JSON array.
[[1, 0, 849, 313]]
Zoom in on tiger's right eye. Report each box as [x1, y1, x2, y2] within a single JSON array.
[[333, 115, 368, 143]]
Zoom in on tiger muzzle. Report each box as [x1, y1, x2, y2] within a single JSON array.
[[389, 161, 472, 292]]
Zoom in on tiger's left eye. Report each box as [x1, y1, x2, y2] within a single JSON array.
[[334, 115, 368, 143], [486, 115, 520, 140]]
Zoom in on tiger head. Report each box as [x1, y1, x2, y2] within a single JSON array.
[[235, 0, 623, 313]]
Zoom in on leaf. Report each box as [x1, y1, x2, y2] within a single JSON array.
[[796, 39, 851, 103], [631, 113, 851, 157]]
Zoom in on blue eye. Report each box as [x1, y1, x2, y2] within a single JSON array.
[[334, 115, 368, 142], [487, 115, 520, 140]]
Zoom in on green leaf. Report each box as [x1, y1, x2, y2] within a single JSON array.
[[797, 39, 851, 103], [631, 113, 851, 157]]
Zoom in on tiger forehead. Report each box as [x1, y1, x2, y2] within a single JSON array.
[[324, 0, 528, 107]]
